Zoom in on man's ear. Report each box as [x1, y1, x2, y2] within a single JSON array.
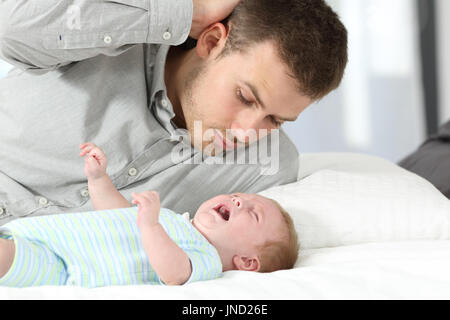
[[232, 255, 261, 272], [195, 22, 229, 59]]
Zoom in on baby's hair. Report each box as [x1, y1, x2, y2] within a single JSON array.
[[257, 198, 299, 273]]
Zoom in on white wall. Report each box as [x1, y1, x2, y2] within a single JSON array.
[[437, 0, 450, 124]]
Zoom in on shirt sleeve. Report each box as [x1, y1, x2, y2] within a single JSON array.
[[157, 246, 223, 286], [0, 0, 193, 73], [183, 247, 223, 284]]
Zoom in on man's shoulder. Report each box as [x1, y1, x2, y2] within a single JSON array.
[[265, 128, 299, 180], [263, 127, 299, 169], [279, 128, 300, 162]]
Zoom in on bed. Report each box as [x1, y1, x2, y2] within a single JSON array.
[[0, 153, 449, 300]]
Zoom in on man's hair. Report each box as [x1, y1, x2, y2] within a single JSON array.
[[219, 0, 348, 100], [257, 198, 299, 273]]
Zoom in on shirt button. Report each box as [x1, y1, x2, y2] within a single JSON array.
[[128, 168, 138, 177], [161, 99, 168, 108], [162, 31, 172, 41], [80, 189, 89, 197], [103, 35, 112, 44], [169, 133, 181, 142], [39, 197, 48, 206]]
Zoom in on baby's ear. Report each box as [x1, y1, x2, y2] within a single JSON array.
[[232, 255, 260, 272]]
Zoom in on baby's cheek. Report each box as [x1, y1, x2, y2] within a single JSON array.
[[232, 222, 255, 239], [194, 212, 214, 230]]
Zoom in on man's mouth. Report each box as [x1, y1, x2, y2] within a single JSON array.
[[213, 204, 231, 221]]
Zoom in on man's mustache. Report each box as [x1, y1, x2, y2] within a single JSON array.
[[214, 128, 266, 147]]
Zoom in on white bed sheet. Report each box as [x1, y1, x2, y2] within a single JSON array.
[[0, 153, 449, 300], [1, 240, 449, 300]]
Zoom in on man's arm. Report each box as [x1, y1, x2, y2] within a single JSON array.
[[0, 0, 193, 72], [0, 0, 240, 73]]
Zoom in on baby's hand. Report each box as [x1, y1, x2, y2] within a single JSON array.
[[79, 142, 107, 180], [132, 191, 161, 230]]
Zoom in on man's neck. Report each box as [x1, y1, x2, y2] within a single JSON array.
[[165, 46, 187, 129]]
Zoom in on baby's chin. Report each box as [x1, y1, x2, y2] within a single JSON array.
[[192, 209, 214, 226], [191, 212, 216, 243]]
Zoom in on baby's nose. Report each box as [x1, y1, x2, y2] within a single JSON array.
[[232, 197, 242, 208]]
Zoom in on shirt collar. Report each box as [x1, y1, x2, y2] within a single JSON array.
[[181, 212, 193, 223], [150, 44, 175, 118]]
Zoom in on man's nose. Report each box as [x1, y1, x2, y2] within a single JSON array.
[[232, 113, 261, 131], [231, 114, 264, 144]]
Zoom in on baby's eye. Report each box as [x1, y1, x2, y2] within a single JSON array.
[[252, 211, 259, 222]]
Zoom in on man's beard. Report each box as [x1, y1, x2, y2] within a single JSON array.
[[182, 64, 217, 154], [181, 63, 249, 156]]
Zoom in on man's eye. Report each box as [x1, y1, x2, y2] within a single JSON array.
[[237, 88, 283, 127], [236, 88, 254, 107]]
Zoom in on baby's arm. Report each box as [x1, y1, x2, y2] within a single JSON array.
[[80, 143, 131, 211], [0, 239, 15, 279], [132, 191, 192, 286]]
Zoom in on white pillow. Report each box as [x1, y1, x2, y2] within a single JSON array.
[[258, 153, 450, 249]]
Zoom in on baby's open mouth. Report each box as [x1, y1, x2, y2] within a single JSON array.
[[213, 204, 230, 221]]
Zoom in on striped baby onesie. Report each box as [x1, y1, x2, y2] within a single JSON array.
[[0, 207, 222, 288]]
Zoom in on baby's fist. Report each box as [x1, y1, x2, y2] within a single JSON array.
[[79, 142, 107, 180], [132, 191, 161, 230]]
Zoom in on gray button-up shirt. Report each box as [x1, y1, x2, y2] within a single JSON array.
[[0, 0, 299, 224]]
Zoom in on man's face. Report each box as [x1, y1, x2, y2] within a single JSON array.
[[179, 40, 313, 155]]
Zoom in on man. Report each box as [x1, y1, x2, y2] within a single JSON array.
[[0, 0, 348, 224]]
